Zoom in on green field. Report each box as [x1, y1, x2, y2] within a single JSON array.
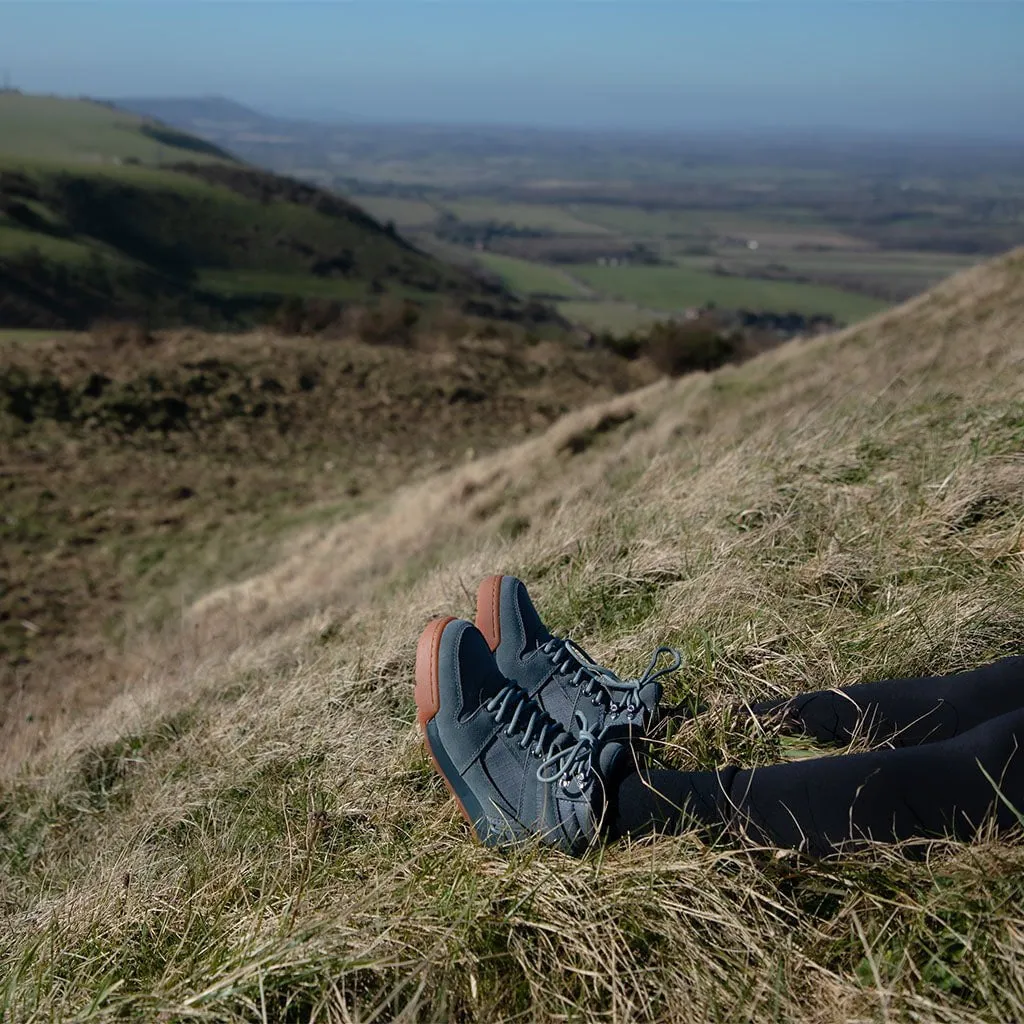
[[442, 199, 610, 234], [568, 203, 847, 242], [684, 251, 980, 302], [0, 93, 230, 165], [571, 262, 889, 320], [474, 252, 589, 298], [679, 247, 976, 275], [386, 193, 922, 329]]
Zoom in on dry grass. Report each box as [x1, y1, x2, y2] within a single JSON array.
[[2, 250, 1024, 1021]]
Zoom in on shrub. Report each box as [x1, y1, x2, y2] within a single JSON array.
[[272, 298, 345, 336], [351, 298, 423, 347], [643, 318, 740, 377], [90, 318, 156, 348], [597, 330, 643, 360]]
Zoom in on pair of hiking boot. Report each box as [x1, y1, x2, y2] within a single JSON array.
[[414, 575, 681, 854]]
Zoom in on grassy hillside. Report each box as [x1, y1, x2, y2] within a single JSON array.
[[0, 93, 234, 165], [0, 95, 540, 330], [571, 261, 889, 321], [2, 251, 1024, 1020]]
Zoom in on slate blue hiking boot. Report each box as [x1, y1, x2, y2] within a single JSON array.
[[474, 575, 681, 744], [414, 616, 621, 855]]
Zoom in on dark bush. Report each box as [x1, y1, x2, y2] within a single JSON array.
[[273, 298, 345, 336], [597, 331, 643, 360], [354, 298, 423, 347], [642, 319, 740, 377], [139, 123, 235, 161], [90, 319, 156, 348]]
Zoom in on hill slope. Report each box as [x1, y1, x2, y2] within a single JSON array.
[[0, 93, 236, 165], [2, 250, 1024, 1021], [0, 323, 653, 727], [0, 95, 540, 330]]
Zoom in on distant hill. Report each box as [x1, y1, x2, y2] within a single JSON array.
[[0, 94, 544, 330], [113, 96, 346, 158], [114, 96, 279, 128]]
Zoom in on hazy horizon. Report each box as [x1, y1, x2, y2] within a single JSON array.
[[3, 1, 1023, 140]]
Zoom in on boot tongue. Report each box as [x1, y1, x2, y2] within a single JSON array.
[[511, 579, 552, 654]]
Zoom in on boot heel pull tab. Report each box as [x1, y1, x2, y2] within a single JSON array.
[[475, 575, 504, 651]]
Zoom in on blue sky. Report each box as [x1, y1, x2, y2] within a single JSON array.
[[2, 2, 1023, 136]]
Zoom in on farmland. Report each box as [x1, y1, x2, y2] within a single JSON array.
[[472, 252, 588, 299], [87, 100, 1024, 330], [570, 262, 889, 321], [307, 137, 1013, 328]]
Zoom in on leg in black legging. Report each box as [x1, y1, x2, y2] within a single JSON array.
[[610, 706, 1024, 856], [749, 656, 1024, 748]]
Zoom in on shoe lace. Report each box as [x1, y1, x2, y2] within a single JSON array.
[[541, 637, 682, 716], [485, 684, 597, 785]]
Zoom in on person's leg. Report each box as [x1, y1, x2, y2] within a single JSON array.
[[749, 656, 1024, 748], [609, 705, 1024, 856]]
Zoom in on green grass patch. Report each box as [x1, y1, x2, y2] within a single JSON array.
[[0, 224, 111, 264], [0, 93, 231, 166], [474, 252, 588, 298], [571, 262, 889, 321], [571, 203, 837, 240]]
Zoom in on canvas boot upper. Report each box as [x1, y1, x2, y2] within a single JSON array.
[[415, 616, 625, 854], [474, 575, 680, 749]]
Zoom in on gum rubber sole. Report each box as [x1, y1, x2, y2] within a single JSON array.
[[414, 616, 479, 832]]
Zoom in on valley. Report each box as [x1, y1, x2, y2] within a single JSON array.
[[118, 97, 1024, 333]]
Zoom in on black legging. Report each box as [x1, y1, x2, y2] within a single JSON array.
[[610, 657, 1024, 855]]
